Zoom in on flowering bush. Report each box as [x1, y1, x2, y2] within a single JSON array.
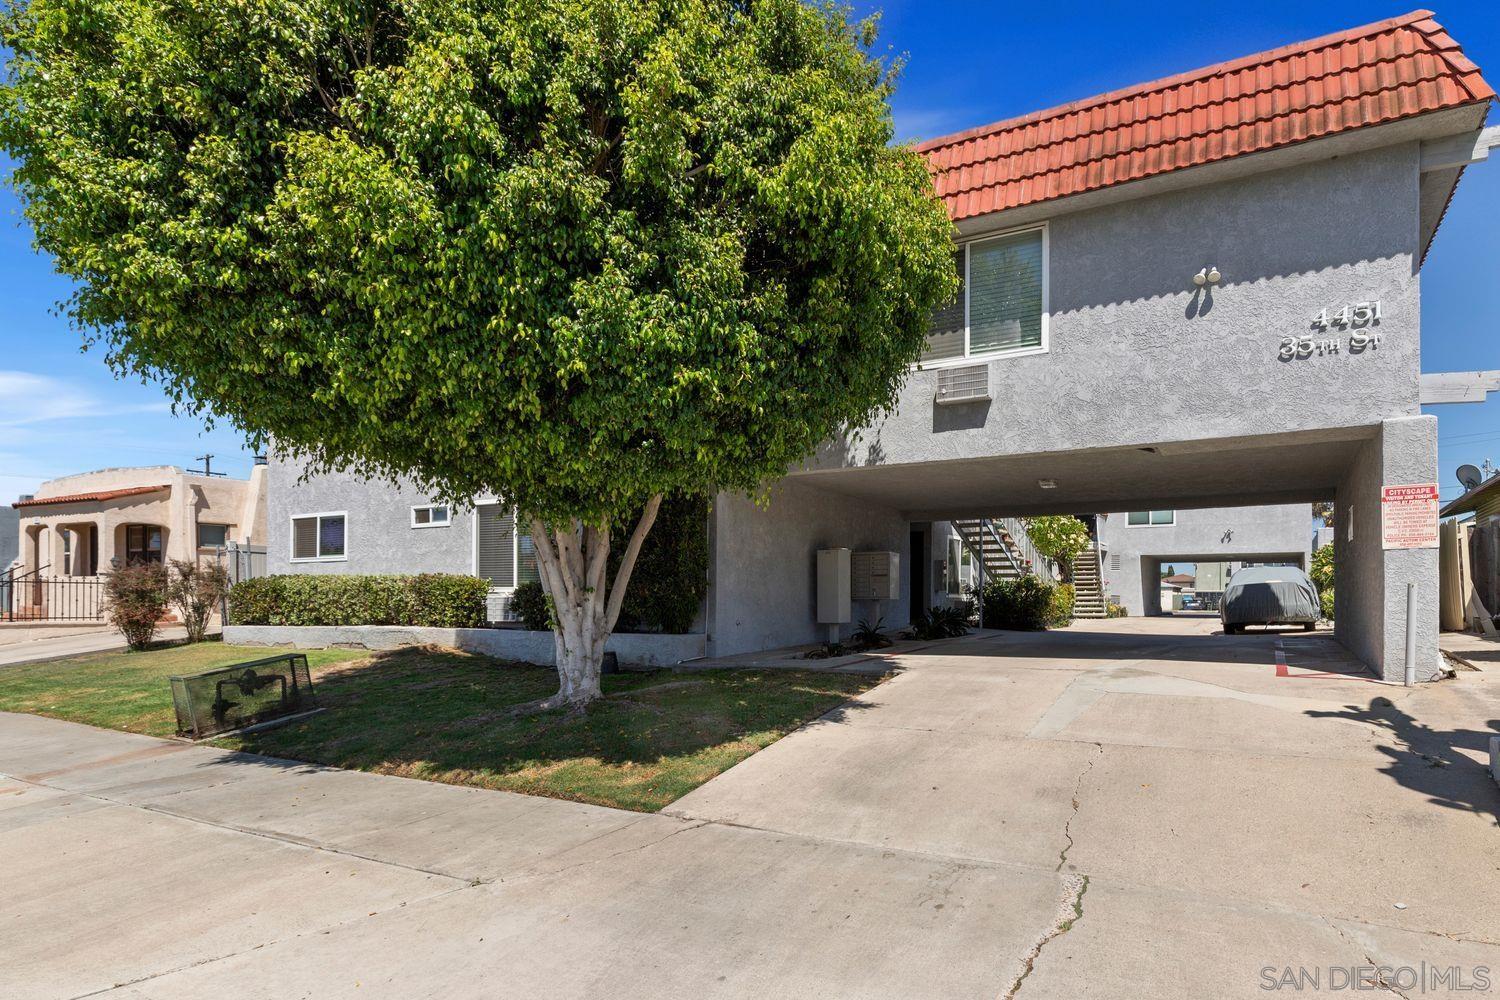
[[104, 563, 169, 650]]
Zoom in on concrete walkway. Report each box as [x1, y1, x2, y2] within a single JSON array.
[[3, 619, 1498, 999], [0, 626, 210, 668]]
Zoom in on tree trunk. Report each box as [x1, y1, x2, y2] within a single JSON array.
[[522, 495, 663, 712]]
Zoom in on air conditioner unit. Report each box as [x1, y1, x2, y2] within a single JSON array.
[[935, 363, 990, 405], [851, 551, 900, 601]]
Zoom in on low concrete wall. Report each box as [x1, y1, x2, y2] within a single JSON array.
[[222, 625, 706, 668]]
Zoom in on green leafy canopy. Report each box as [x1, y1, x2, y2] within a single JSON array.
[[1, 0, 957, 525]]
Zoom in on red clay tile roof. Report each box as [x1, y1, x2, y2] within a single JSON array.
[[14, 485, 169, 509], [918, 10, 1495, 223]]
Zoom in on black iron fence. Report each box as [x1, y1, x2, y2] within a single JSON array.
[[0, 568, 106, 622]]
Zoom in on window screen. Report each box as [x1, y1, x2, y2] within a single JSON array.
[[1127, 511, 1149, 526], [920, 251, 966, 364], [292, 517, 318, 559], [968, 230, 1043, 354], [476, 504, 515, 587], [319, 516, 345, 556], [198, 524, 228, 548]]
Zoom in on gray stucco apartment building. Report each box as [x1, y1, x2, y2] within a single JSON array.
[[267, 11, 1497, 681], [1096, 505, 1314, 617]]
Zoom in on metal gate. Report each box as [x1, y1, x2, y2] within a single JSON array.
[[0, 568, 106, 622]]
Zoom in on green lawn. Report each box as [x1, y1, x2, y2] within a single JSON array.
[[0, 642, 876, 811]]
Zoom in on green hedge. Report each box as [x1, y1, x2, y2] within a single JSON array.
[[229, 574, 489, 628], [979, 575, 1059, 631]]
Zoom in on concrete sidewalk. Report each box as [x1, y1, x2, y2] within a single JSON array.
[[3, 620, 1498, 999]]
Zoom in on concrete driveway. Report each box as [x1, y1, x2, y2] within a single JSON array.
[[3, 620, 1497, 999]]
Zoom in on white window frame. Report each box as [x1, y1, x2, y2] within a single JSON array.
[[1127, 510, 1176, 527], [917, 222, 1050, 370], [410, 504, 451, 529], [289, 511, 348, 562]]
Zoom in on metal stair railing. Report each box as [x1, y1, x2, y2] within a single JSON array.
[[954, 519, 1054, 584], [998, 518, 1058, 581]]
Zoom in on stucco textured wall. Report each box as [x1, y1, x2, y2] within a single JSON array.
[[811, 142, 1421, 473], [1097, 505, 1313, 616], [1335, 416, 1440, 681], [708, 480, 910, 657], [266, 454, 474, 577], [16, 467, 257, 575]]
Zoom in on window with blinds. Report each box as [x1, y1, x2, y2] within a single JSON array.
[[920, 227, 1045, 365], [291, 513, 345, 560], [476, 505, 515, 587], [476, 504, 542, 589]]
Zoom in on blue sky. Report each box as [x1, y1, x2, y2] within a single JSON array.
[[2, 1, 1497, 506]]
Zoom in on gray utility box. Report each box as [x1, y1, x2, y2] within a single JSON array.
[[852, 551, 900, 601], [817, 548, 852, 624]]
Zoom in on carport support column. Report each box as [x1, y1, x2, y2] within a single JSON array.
[[1334, 416, 1440, 682]]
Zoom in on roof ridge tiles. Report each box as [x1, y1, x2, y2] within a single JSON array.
[[916, 10, 1492, 225], [915, 10, 1478, 155]]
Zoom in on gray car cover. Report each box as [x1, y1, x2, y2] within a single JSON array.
[[1221, 565, 1320, 626]]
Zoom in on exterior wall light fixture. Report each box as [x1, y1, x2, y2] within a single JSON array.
[[1193, 266, 1223, 286]]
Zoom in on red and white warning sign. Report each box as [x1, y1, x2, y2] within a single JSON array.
[[1381, 483, 1439, 550]]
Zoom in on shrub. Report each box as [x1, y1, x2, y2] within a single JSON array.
[[1047, 583, 1075, 628], [980, 575, 1056, 631], [1106, 602, 1128, 618], [167, 559, 230, 643], [1320, 588, 1335, 622], [1310, 543, 1334, 593], [510, 580, 552, 631], [104, 563, 169, 650], [228, 574, 488, 628], [904, 603, 971, 640], [608, 493, 709, 634], [850, 616, 892, 650]]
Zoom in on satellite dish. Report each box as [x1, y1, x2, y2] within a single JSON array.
[[1457, 464, 1484, 491]]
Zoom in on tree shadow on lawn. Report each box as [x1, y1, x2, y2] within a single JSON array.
[[1305, 697, 1500, 827], [214, 645, 877, 811]]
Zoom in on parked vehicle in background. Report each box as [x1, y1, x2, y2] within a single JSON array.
[[1221, 566, 1320, 634]]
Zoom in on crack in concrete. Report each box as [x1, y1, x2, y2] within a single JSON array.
[[1001, 873, 1089, 1000], [1325, 918, 1414, 1000], [1056, 743, 1103, 872]]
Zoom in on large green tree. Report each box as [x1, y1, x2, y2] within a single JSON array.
[[2, 0, 957, 707]]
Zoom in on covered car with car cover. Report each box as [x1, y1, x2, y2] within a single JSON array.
[[1220, 565, 1321, 634]]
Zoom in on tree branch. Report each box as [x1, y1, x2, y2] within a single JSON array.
[[585, 522, 610, 601], [530, 516, 576, 611], [604, 494, 663, 632]]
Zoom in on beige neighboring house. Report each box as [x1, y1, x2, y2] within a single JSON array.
[[10, 464, 267, 582]]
